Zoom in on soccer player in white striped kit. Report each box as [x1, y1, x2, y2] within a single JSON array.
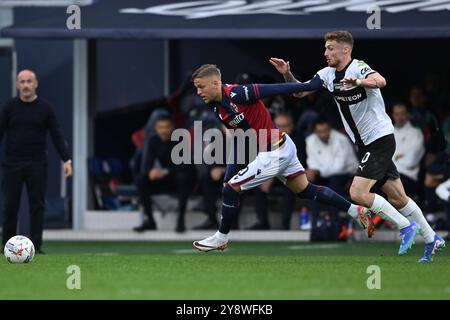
[[270, 30, 445, 262]]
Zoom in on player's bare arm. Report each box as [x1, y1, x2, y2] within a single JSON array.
[[341, 72, 386, 90], [269, 57, 315, 98]]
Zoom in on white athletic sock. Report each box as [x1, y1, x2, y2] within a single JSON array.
[[370, 194, 410, 230], [347, 204, 359, 218], [398, 198, 435, 243], [215, 231, 228, 241]]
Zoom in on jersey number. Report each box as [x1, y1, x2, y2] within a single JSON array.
[[238, 167, 249, 176], [361, 152, 371, 163]]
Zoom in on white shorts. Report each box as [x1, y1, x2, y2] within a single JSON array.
[[228, 134, 305, 191]]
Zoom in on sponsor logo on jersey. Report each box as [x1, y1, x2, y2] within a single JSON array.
[[228, 112, 245, 126], [333, 86, 367, 105], [335, 93, 363, 102]]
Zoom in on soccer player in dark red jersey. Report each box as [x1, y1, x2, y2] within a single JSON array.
[[191, 64, 373, 252]]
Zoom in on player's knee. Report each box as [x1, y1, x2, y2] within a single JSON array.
[[222, 183, 241, 204], [349, 185, 370, 206], [224, 182, 241, 193], [294, 182, 308, 194], [287, 173, 308, 193], [221, 184, 240, 209]]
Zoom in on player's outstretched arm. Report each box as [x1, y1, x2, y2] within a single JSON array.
[[269, 57, 298, 83], [341, 72, 386, 89], [229, 75, 323, 104], [269, 57, 315, 98]]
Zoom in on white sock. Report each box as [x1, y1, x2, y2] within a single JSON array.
[[215, 231, 228, 241], [370, 194, 410, 230], [398, 198, 435, 243], [347, 204, 358, 218]]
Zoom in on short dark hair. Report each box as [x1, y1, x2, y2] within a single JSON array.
[[324, 31, 354, 47], [191, 64, 221, 82], [275, 112, 294, 123], [391, 102, 409, 112], [155, 115, 173, 124], [313, 116, 330, 128]]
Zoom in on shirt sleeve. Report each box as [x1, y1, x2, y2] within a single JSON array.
[[142, 134, 156, 173], [305, 135, 321, 170], [398, 128, 425, 169], [0, 103, 8, 143], [321, 134, 356, 177], [48, 105, 71, 162], [316, 67, 330, 88], [228, 76, 323, 105], [353, 60, 377, 80]]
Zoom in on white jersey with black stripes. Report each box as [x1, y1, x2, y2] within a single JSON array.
[[316, 59, 394, 146]]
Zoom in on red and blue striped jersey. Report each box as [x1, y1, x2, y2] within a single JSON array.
[[209, 84, 282, 149]]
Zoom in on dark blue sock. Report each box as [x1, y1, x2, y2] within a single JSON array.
[[297, 183, 351, 213], [219, 184, 240, 234]]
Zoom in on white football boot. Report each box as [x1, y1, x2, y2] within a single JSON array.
[[193, 232, 228, 252]]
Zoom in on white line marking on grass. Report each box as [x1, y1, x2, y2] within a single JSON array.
[[172, 249, 198, 254], [118, 288, 160, 296], [288, 244, 343, 250], [173, 249, 231, 254], [298, 288, 322, 296], [254, 289, 282, 297], [82, 252, 120, 256]]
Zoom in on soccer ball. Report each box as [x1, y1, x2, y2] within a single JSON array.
[[4, 235, 35, 263]]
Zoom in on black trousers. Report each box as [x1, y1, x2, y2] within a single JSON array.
[[254, 180, 295, 229], [308, 174, 351, 225], [198, 167, 222, 223], [135, 169, 194, 228], [2, 162, 47, 250], [198, 165, 240, 228]]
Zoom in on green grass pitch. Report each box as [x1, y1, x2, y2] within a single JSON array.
[[1, 241, 449, 299]]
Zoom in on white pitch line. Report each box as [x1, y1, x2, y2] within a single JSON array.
[[172, 249, 198, 254], [288, 244, 343, 250]]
